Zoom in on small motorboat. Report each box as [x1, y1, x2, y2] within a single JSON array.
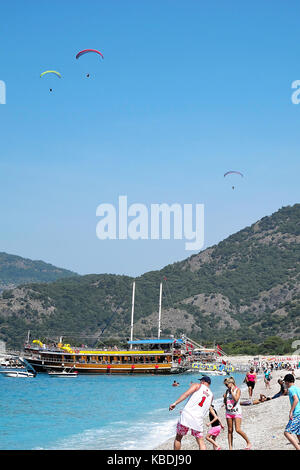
[[48, 368, 78, 378], [0, 355, 37, 378], [2, 370, 36, 378]]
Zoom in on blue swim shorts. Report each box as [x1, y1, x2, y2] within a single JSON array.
[[285, 414, 300, 435]]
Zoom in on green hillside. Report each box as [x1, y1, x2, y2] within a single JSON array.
[[0, 252, 78, 291], [1, 204, 299, 354]]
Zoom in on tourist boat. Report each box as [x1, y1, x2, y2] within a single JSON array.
[[23, 337, 188, 375], [191, 361, 234, 374], [22, 281, 225, 376], [22, 281, 193, 375]]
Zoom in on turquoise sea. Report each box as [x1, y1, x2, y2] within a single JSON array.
[[0, 372, 245, 450]]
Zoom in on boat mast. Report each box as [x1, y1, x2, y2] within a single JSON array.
[[158, 282, 162, 339], [129, 281, 136, 350]]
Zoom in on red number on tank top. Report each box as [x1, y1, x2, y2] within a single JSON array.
[[198, 396, 206, 407]]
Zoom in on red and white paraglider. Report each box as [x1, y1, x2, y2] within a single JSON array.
[[76, 49, 104, 78], [76, 49, 104, 60]]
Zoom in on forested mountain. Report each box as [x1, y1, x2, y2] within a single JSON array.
[[0, 252, 77, 291], [1, 204, 299, 353]]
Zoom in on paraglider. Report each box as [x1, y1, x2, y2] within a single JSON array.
[[75, 49, 104, 60], [224, 171, 244, 190], [40, 70, 62, 79], [40, 70, 61, 92], [76, 49, 104, 78], [224, 171, 243, 178]]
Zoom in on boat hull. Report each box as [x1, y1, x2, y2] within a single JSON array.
[[2, 371, 35, 377], [48, 373, 78, 377], [25, 357, 184, 375]]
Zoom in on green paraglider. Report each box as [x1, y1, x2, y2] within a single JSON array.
[[40, 70, 62, 78], [40, 71, 61, 92]]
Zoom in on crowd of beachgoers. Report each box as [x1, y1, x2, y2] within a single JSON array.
[[156, 356, 300, 451]]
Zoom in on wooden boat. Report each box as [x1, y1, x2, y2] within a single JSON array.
[[23, 338, 188, 375], [22, 282, 224, 376], [23, 281, 191, 375]]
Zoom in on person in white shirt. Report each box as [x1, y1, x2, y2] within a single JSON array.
[[169, 376, 213, 450]]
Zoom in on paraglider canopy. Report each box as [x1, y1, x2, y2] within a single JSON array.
[[76, 49, 104, 60], [224, 171, 244, 190], [40, 70, 62, 78], [224, 171, 243, 178]]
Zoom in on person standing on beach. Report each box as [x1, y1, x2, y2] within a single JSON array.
[[283, 373, 300, 450], [169, 376, 213, 450], [244, 367, 257, 399], [264, 368, 272, 389], [223, 377, 252, 450]]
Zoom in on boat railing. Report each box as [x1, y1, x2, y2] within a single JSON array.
[[25, 354, 171, 365]]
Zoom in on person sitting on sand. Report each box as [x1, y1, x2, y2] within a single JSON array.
[[271, 379, 288, 399]]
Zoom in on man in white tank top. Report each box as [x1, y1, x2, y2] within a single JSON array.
[[169, 376, 213, 450]]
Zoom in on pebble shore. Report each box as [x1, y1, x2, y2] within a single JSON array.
[[155, 369, 300, 451]]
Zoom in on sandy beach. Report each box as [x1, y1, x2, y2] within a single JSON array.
[[155, 368, 300, 451]]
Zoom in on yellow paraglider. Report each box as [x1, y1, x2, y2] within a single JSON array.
[[40, 70, 62, 78], [40, 71, 62, 92]]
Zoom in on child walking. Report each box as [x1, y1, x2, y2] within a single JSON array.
[[206, 404, 224, 450]]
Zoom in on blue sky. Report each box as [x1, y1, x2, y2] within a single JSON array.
[[0, 0, 299, 276]]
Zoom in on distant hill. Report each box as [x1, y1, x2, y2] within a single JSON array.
[[0, 204, 299, 353], [0, 252, 78, 292]]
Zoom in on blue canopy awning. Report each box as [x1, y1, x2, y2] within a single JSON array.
[[127, 338, 183, 345]]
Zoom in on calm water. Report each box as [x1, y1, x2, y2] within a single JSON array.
[[0, 372, 245, 450]]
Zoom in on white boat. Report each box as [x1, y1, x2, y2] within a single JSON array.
[[199, 370, 227, 376], [2, 370, 36, 378], [48, 368, 78, 377], [0, 355, 37, 378]]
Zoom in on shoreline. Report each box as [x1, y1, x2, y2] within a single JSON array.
[[155, 368, 300, 451]]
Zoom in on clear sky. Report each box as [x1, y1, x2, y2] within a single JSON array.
[[0, 0, 299, 276]]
